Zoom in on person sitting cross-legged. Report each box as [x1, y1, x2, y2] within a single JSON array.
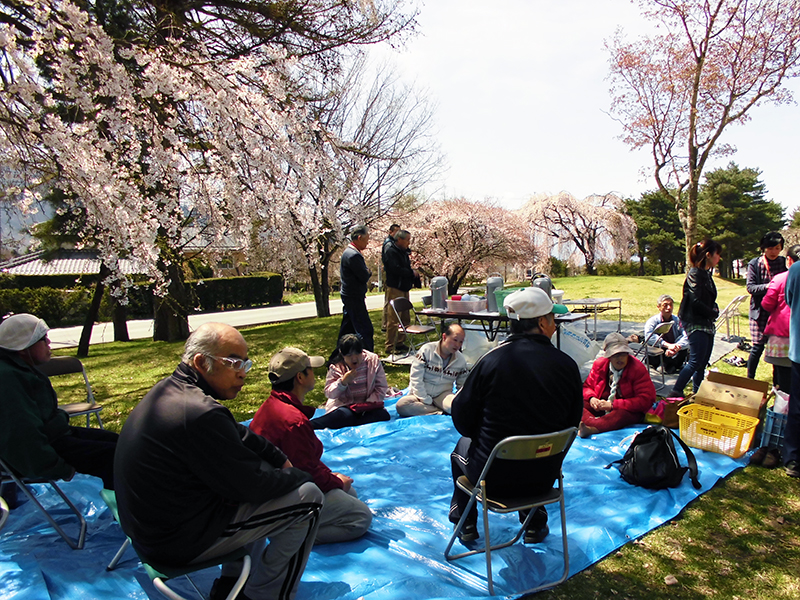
[[579, 332, 657, 438], [250, 347, 372, 544], [396, 324, 469, 417], [643, 294, 689, 374]]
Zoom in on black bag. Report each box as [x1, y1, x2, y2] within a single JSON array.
[[605, 425, 701, 490]]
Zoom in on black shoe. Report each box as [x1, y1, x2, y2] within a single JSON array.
[[786, 460, 800, 478], [457, 522, 479, 543], [524, 524, 550, 544]]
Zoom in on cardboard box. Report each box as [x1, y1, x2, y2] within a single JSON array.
[[693, 371, 770, 418]]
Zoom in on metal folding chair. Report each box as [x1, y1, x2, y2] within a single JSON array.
[[715, 294, 749, 341], [38, 356, 104, 428], [389, 297, 436, 357], [0, 456, 86, 549], [0, 495, 9, 531], [632, 321, 674, 390], [100, 489, 251, 600], [444, 427, 578, 595]]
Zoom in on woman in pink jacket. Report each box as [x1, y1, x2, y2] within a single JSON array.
[[579, 332, 657, 438], [311, 334, 390, 430], [761, 244, 800, 392]]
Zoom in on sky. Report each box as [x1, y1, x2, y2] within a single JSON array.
[[373, 0, 800, 214]]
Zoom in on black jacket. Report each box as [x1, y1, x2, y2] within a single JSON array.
[[451, 333, 583, 495], [114, 363, 312, 565], [382, 240, 414, 292], [678, 267, 719, 328], [340, 244, 372, 298]]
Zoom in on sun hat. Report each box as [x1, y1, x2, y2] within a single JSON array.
[[269, 347, 325, 384], [602, 332, 633, 358], [504, 287, 569, 320], [0, 314, 50, 352]]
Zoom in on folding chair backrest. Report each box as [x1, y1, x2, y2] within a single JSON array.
[[38, 356, 96, 403], [486, 428, 578, 467], [391, 296, 414, 313]]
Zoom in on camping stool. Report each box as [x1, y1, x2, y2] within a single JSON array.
[[100, 489, 251, 600]]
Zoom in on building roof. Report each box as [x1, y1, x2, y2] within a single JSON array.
[[0, 250, 145, 276]]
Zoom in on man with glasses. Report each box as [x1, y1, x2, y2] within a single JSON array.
[[115, 323, 323, 600], [0, 313, 118, 506]]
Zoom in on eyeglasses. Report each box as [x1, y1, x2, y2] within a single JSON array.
[[209, 356, 253, 373]]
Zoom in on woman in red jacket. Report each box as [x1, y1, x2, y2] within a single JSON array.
[[579, 332, 657, 438]]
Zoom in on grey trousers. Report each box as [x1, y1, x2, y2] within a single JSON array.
[[316, 486, 373, 544], [191, 481, 323, 600], [396, 390, 455, 417]]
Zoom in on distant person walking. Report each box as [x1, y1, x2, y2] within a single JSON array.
[[746, 231, 787, 380], [337, 225, 374, 353], [668, 239, 722, 398]]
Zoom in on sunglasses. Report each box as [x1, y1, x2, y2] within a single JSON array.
[[209, 356, 253, 373]]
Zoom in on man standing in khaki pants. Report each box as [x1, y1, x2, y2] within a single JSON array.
[[381, 224, 401, 332], [383, 229, 415, 353]]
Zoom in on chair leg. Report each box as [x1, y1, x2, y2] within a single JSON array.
[[13, 478, 87, 549], [107, 538, 131, 570]]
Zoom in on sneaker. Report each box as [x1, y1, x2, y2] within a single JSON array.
[[763, 448, 782, 469], [785, 460, 800, 478], [457, 522, 479, 543], [524, 524, 550, 544]]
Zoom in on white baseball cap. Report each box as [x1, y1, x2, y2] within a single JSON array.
[[0, 313, 50, 351], [504, 288, 569, 320]]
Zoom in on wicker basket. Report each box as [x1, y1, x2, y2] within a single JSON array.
[[677, 404, 759, 459]]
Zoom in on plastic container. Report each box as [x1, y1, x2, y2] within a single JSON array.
[[486, 275, 504, 312], [493, 288, 525, 316], [551, 289, 564, 304], [677, 404, 759, 459], [446, 299, 487, 313], [760, 407, 787, 450]]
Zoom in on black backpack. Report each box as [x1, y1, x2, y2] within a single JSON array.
[[605, 425, 701, 490]]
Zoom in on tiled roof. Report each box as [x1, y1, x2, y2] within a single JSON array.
[[0, 250, 145, 276]]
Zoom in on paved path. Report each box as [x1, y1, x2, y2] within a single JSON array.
[[48, 291, 428, 349]]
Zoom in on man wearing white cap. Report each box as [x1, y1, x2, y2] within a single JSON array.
[[250, 347, 372, 545], [448, 288, 583, 544], [0, 313, 118, 497]]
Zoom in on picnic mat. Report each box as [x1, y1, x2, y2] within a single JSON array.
[[0, 398, 746, 600]]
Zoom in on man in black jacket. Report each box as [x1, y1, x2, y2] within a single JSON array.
[[383, 229, 415, 353], [114, 323, 323, 600], [449, 288, 582, 544], [336, 225, 374, 352], [381, 223, 401, 332]]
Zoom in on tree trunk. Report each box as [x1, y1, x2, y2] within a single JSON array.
[[77, 263, 110, 357], [113, 301, 129, 342], [153, 255, 190, 342], [309, 264, 331, 318], [638, 254, 645, 276]]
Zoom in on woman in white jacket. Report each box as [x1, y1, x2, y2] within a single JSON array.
[[397, 324, 469, 417]]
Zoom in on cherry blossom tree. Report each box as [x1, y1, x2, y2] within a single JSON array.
[[400, 199, 536, 296], [607, 0, 800, 258], [522, 192, 636, 276], [0, 0, 355, 340]]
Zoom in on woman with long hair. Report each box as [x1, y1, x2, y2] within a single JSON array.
[[668, 239, 723, 398]]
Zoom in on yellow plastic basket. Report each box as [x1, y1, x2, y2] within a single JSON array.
[[677, 404, 759, 459]]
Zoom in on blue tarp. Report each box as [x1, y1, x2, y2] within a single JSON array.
[[1, 397, 745, 599]]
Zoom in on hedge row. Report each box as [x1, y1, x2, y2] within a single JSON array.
[[0, 273, 283, 327]]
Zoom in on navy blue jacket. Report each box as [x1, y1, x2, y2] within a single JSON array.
[[340, 244, 371, 298]]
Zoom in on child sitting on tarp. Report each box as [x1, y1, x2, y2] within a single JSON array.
[[579, 332, 656, 438]]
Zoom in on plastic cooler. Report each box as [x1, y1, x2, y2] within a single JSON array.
[[760, 408, 787, 450], [446, 299, 487, 312], [493, 288, 525, 315], [677, 404, 759, 459]]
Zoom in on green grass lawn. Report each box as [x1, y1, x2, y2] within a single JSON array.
[[49, 274, 800, 599]]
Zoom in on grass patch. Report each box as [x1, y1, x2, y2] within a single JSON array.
[[49, 274, 800, 599]]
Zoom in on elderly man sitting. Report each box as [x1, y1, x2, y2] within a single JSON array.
[[0, 314, 118, 505], [396, 323, 469, 417], [643, 294, 689, 374]]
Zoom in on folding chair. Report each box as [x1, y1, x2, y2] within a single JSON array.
[[0, 456, 86, 549], [444, 427, 578, 595], [100, 489, 251, 600], [389, 297, 436, 357], [632, 321, 674, 390], [715, 294, 748, 341], [38, 356, 104, 428]]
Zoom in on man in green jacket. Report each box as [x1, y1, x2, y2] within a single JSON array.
[[0, 314, 118, 502]]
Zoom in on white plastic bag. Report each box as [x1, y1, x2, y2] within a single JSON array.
[[460, 327, 498, 368], [557, 322, 602, 370], [773, 387, 790, 415]]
